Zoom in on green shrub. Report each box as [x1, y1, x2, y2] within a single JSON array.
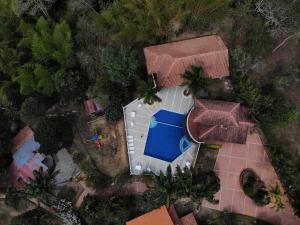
[[241, 170, 270, 206]]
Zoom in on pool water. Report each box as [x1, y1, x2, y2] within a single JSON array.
[[144, 109, 192, 162]]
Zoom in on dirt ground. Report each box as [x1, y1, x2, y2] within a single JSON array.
[[75, 113, 129, 177]]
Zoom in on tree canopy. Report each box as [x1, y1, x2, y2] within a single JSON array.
[[14, 17, 74, 96]]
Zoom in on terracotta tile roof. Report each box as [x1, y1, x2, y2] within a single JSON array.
[[144, 35, 229, 87], [126, 206, 174, 225], [187, 99, 254, 144]]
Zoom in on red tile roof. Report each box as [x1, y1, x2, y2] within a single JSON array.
[[126, 206, 175, 225], [144, 35, 229, 87], [187, 99, 254, 144]]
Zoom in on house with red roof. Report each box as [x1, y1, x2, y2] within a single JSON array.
[[9, 126, 52, 188], [144, 35, 229, 87], [143, 35, 254, 145], [126, 205, 197, 225], [187, 98, 254, 144]]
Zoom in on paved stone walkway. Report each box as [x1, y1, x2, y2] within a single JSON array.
[[202, 132, 300, 225]]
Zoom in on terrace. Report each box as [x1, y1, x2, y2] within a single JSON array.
[[123, 86, 199, 175]]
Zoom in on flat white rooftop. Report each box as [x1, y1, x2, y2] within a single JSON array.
[[123, 86, 199, 175]]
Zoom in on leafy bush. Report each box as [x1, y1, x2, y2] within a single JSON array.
[[155, 165, 220, 206], [241, 169, 270, 206]]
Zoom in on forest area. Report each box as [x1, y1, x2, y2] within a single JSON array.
[[0, 0, 300, 224]]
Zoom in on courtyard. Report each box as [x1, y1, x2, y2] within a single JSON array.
[[202, 132, 300, 225]]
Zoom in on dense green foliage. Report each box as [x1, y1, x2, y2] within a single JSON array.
[[25, 169, 58, 204], [10, 208, 62, 225], [14, 17, 74, 96], [79, 192, 165, 225], [155, 165, 220, 206], [230, 47, 298, 126], [94, 0, 230, 44], [35, 116, 74, 154]]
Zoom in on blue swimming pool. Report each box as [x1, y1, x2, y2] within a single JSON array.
[[144, 109, 192, 162]]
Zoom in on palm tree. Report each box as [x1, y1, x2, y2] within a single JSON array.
[[25, 167, 58, 206], [181, 66, 211, 97], [137, 80, 162, 105], [269, 183, 285, 211]]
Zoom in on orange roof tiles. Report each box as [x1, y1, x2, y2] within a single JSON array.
[[187, 99, 254, 144], [126, 206, 175, 225], [144, 35, 229, 87]]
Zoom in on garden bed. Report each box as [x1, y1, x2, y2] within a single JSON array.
[[240, 169, 270, 206]]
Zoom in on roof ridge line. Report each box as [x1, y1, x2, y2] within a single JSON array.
[[199, 125, 218, 139]]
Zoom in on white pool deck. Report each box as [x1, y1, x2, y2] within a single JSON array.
[[123, 86, 200, 175]]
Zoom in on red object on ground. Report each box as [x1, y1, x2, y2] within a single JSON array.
[[144, 35, 229, 87], [84, 99, 103, 115], [187, 98, 254, 144], [202, 133, 300, 225]]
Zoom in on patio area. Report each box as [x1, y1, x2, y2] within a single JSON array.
[[202, 132, 300, 225], [123, 86, 199, 175]]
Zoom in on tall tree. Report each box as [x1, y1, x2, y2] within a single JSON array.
[[14, 17, 74, 96], [25, 168, 58, 205], [137, 81, 161, 105], [181, 66, 211, 97]]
